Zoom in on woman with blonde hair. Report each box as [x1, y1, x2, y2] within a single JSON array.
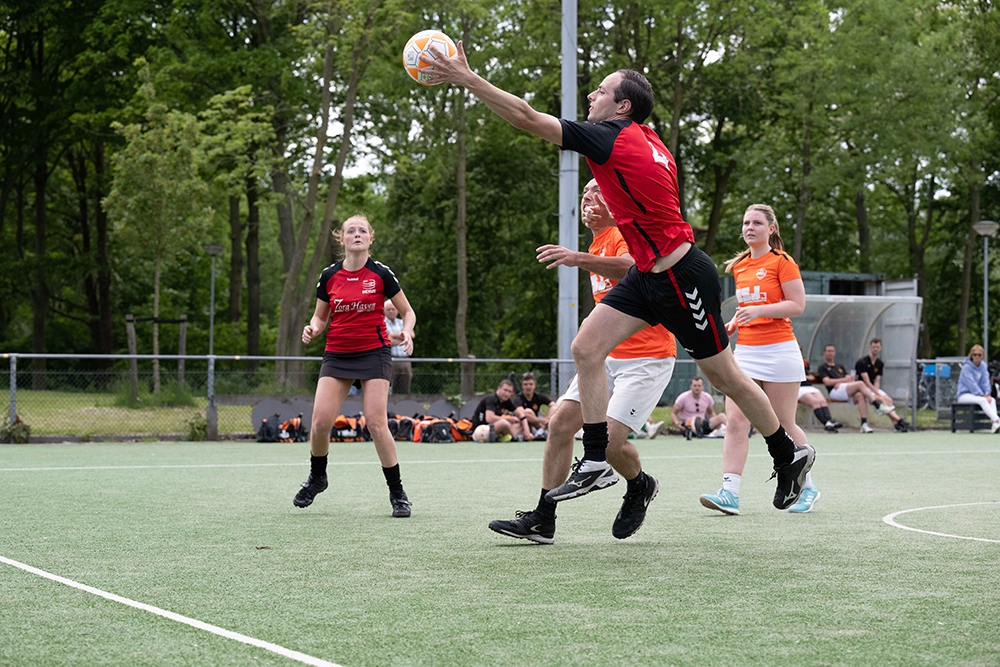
[[955, 344, 1000, 433], [294, 215, 417, 516], [700, 204, 818, 514]]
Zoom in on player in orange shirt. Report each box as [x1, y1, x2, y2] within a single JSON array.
[[699, 204, 819, 515], [488, 180, 677, 543]]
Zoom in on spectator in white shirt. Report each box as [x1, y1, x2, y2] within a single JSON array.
[[384, 300, 412, 394]]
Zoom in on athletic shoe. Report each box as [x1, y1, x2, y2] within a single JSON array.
[[770, 444, 816, 510], [828, 420, 844, 429], [992, 419, 1000, 434], [545, 458, 619, 502], [648, 421, 665, 439], [893, 419, 909, 433], [788, 487, 820, 514], [860, 422, 874, 434], [488, 510, 554, 544], [390, 489, 411, 518], [293, 473, 328, 508], [497, 433, 513, 443], [824, 421, 840, 433], [875, 401, 895, 416], [699, 488, 740, 515], [612, 474, 659, 539]]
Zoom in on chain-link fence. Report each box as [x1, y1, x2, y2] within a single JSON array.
[[1, 354, 581, 441], [916, 357, 995, 419]]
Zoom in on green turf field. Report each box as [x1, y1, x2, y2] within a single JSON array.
[[1, 433, 998, 666]]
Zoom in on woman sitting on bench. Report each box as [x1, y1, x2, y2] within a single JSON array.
[[956, 344, 1000, 434]]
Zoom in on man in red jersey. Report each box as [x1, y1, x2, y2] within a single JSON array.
[[424, 48, 814, 511]]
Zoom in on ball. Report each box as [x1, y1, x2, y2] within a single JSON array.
[[402, 30, 457, 85], [472, 424, 492, 443]]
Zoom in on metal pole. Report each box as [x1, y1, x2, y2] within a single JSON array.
[[209, 254, 217, 357], [984, 236, 989, 361], [8, 355, 16, 441], [206, 355, 218, 441], [557, 0, 579, 395]]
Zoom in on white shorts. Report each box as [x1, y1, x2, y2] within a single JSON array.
[[828, 384, 851, 402], [733, 340, 807, 384], [798, 385, 821, 400], [556, 356, 676, 433]]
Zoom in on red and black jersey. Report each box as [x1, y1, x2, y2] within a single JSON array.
[[559, 119, 694, 272], [315, 257, 401, 354]]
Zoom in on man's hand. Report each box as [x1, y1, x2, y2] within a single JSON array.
[[536, 244, 584, 270], [420, 40, 472, 86]]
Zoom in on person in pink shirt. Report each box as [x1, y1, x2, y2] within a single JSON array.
[[671, 377, 727, 438]]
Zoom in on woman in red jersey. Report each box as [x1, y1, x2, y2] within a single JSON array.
[[699, 205, 820, 515], [293, 215, 416, 518]]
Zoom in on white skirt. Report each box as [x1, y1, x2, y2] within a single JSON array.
[[733, 340, 807, 384]]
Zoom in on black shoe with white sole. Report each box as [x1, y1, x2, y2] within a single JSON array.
[[545, 457, 619, 502], [770, 444, 815, 510], [293, 473, 328, 508], [488, 510, 555, 544], [612, 474, 659, 539]]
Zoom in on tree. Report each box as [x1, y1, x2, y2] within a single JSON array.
[[104, 61, 212, 393]]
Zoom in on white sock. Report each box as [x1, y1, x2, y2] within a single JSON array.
[[804, 472, 814, 489], [722, 473, 741, 495]]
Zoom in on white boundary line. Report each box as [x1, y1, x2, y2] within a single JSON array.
[[2, 449, 999, 473], [0, 555, 343, 667], [882, 502, 1000, 544]]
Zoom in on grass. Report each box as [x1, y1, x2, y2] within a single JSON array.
[[1, 432, 998, 666]]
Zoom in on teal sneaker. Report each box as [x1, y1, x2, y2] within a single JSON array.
[[788, 487, 820, 513], [699, 488, 740, 515]]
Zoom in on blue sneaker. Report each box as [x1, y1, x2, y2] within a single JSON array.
[[788, 487, 820, 513], [699, 488, 740, 515]]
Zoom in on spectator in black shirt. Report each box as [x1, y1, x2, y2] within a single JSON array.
[[515, 372, 551, 436], [472, 379, 531, 441], [855, 338, 909, 432], [815, 344, 881, 433]]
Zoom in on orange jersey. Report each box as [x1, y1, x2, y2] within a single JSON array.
[[731, 248, 801, 346], [589, 227, 676, 359]]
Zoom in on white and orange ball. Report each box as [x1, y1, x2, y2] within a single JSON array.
[[402, 30, 457, 85], [472, 424, 492, 443]]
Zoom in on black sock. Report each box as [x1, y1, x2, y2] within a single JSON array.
[[627, 471, 647, 493], [815, 406, 832, 424], [872, 400, 882, 409], [382, 463, 403, 494], [764, 425, 795, 467], [582, 422, 608, 461], [310, 455, 328, 477], [861, 417, 868, 425], [535, 488, 556, 520]]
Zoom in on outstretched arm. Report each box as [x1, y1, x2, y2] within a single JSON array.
[[422, 41, 564, 145]]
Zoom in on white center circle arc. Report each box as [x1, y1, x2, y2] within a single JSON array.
[[882, 501, 1000, 544]]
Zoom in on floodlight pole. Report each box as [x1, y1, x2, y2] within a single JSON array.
[[973, 221, 999, 360], [557, 0, 578, 395]]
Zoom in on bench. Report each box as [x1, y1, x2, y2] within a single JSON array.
[[951, 403, 992, 433]]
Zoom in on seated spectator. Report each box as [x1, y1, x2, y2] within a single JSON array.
[[384, 299, 412, 394], [816, 343, 888, 434], [799, 350, 841, 432], [471, 379, 531, 442], [956, 344, 1000, 433], [854, 338, 909, 432], [671, 377, 727, 438], [515, 372, 552, 437]]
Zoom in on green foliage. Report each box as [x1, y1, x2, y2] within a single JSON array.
[[0, 414, 30, 444], [185, 411, 208, 441], [112, 380, 198, 409]]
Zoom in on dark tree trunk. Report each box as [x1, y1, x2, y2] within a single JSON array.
[[245, 176, 261, 375], [228, 195, 244, 322]]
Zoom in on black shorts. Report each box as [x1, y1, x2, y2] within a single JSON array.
[[320, 347, 393, 383], [599, 245, 729, 359]]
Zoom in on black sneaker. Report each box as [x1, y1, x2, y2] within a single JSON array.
[[894, 419, 910, 433], [293, 473, 328, 508], [612, 473, 659, 539], [488, 510, 554, 544], [829, 420, 844, 429], [545, 457, 619, 502], [770, 444, 815, 510], [390, 489, 411, 517], [824, 421, 840, 433]]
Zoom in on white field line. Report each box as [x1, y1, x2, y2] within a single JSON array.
[[882, 502, 1000, 544], [1, 449, 999, 473], [0, 555, 343, 667]]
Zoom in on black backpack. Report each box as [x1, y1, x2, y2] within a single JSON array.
[[257, 414, 279, 442]]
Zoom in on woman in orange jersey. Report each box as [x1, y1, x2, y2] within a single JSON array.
[[699, 204, 819, 515]]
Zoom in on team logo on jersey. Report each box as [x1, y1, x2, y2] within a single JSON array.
[[362, 278, 377, 294], [736, 286, 767, 304], [333, 299, 377, 314], [756, 268, 767, 280]]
